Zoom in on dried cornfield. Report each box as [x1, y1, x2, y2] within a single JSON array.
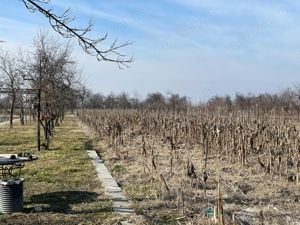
[[78, 108, 300, 225]]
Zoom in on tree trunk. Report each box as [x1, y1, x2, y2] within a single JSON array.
[[20, 100, 25, 126], [9, 94, 15, 129]]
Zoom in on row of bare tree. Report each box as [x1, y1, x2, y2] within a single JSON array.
[[77, 86, 300, 113], [0, 31, 81, 129], [205, 87, 300, 113], [79, 92, 190, 111]]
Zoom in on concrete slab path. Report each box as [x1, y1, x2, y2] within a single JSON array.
[[87, 150, 135, 224]]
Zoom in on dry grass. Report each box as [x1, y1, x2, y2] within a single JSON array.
[[79, 109, 300, 225], [0, 115, 123, 225], [98, 136, 300, 225]]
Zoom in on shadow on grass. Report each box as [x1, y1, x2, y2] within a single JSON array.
[[84, 140, 93, 150], [29, 191, 111, 214]]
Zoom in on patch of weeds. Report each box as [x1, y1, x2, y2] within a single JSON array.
[[111, 164, 126, 177], [124, 181, 158, 201], [137, 205, 184, 225], [237, 182, 254, 194]]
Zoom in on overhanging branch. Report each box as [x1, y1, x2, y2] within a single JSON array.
[[20, 0, 134, 68]]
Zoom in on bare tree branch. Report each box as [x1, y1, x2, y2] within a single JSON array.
[[20, 0, 134, 68]]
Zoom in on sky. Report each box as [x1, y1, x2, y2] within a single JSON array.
[[1, 0, 300, 102]]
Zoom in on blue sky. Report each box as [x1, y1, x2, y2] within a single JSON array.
[[1, 0, 300, 101]]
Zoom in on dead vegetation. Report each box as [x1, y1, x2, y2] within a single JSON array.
[[79, 109, 300, 225]]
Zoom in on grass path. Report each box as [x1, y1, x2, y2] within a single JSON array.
[[0, 115, 119, 225]]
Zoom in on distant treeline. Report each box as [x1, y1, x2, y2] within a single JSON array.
[[75, 84, 300, 112], [204, 85, 300, 112], [78, 92, 190, 111], [1, 84, 300, 113]]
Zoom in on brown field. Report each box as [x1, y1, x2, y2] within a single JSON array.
[[79, 109, 300, 225]]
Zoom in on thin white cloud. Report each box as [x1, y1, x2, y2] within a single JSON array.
[[0, 17, 41, 50], [0, 17, 37, 31], [1, 0, 299, 101], [51, 0, 210, 55]]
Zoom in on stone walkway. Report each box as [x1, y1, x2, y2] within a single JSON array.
[[87, 150, 135, 224]]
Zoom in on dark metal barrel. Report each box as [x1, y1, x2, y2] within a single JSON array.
[[0, 178, 24, 213]]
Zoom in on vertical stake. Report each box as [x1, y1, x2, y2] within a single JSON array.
[[37, 88, 41, 151]]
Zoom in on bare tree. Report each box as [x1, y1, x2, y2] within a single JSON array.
[[17, 31, 81, 149], [78, 85, 91, 110], [167, 93, 189, 111], [0, 95, 10, 122], [144, 92, 166, 110], [206, 95, 232, 112], [20, 0, 133, 68], [0, 52, 23, 128], [104, 93, 117, 109], [88, 93, 105, 109], [34, 32, 79, 118]]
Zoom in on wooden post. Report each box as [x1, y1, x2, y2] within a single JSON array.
[[37, 89, 41, 151]]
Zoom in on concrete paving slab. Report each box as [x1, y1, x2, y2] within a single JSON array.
[[86, 150, 135, 223]]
